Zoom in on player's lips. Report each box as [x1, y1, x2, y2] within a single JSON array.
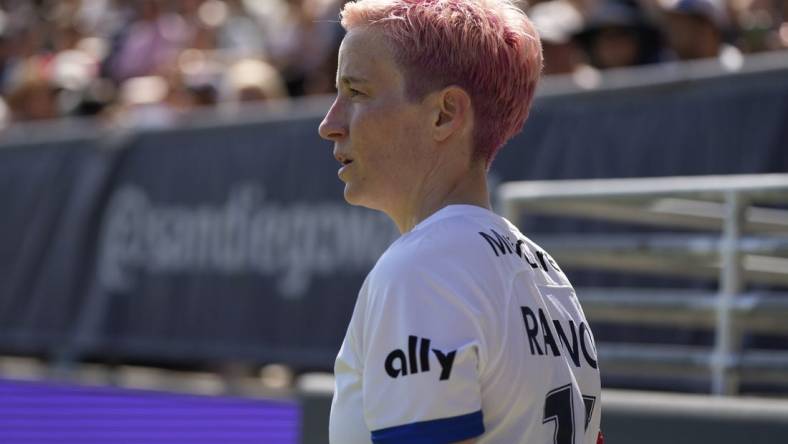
[[338, 160, 353, 178], [334, 151, 354, 178]]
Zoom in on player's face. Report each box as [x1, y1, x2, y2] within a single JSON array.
[[318, 27, 434, 212]]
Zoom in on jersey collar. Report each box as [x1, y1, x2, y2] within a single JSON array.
[[410, 204, 495, 233]]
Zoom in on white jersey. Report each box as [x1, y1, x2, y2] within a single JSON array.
[[330, 205, 601, 444]]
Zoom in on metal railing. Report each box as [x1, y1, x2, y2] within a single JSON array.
[[499, 174, 788, 395]]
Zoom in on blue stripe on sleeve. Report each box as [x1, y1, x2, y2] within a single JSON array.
[[370, 410, 484, 444]]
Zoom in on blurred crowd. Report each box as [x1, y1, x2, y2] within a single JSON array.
[[0, 0, 786, 128]]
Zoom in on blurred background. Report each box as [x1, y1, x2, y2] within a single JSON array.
[[1, 0, 788, 443], [0, 0, 786, 127]]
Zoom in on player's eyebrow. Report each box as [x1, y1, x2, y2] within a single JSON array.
[[336, 75, 369, 89]]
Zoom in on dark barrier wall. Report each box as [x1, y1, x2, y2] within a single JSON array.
[[1, 63, 787, 370], [495, 68, 788, 182], [1, 116, 399, 367], [93, 118, 398, 366]]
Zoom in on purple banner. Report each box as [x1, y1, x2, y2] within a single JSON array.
[[0, 378, 300, 444]]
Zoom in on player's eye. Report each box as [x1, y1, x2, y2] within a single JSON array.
[[348, 87, 364, 98]]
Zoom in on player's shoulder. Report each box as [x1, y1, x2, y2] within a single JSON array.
[[374, 205, 504, 278], [362, 206, 498, 329]]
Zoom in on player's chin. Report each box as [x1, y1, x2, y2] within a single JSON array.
[[342, 183, 364, 206], [342, 183, 377, 209]]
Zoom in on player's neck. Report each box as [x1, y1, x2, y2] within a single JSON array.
[[391, 162, 490, 234]]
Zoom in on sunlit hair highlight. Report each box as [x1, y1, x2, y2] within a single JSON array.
[[341, 0, 543, 166]]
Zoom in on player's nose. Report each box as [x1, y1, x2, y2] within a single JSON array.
[[319, 98, 348, 141]]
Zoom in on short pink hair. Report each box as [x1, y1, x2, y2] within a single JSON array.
[[341, 0, 543, 166]]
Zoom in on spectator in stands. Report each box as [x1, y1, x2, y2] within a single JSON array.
[[3, 0, 788, 129], [6, 76, 58, 122], [175, 21, 222, 108], [3, 23, 49, 94], [530, 0, 585, 75], [659, 0, 730, 60], [224, 58, 288, 104], [731, 0, 788, 53], [67, 78, 116, 118], [111, 75, 179, 128], [217, 0, 269, 58], [47, 17, 113, 118], [573, 0, 665, 69], [265, 0, 345, 96], [109, 0, 189, 81]]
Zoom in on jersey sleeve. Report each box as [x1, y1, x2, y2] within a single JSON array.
[[360, 258, 487, 443]]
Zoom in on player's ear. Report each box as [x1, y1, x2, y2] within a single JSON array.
[[432, 86, 472, 143]]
